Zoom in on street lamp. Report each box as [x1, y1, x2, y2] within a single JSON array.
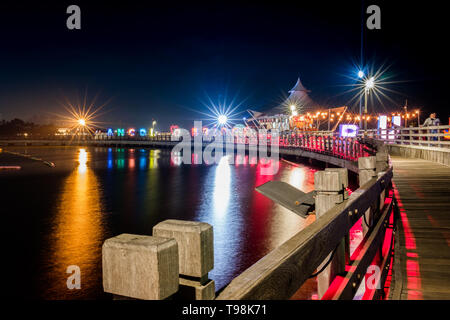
[[363, 77, 375, 130], [365, 77, 375, 89], [357, 70, 365, 128], [358, 70, 365, 79], [78, 119, 86, 126], [218, 114, 228, 126]]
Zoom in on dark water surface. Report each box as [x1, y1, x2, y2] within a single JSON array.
[[0, 146, 327, 299]]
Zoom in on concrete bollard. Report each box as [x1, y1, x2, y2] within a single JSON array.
[[153, 219, 215, 300], [375, 152, 389, 173], [314, 169, 348, 299], [102, 234, 179, 300], [358, 156, 377, 236], [376, 152, 389, 211]]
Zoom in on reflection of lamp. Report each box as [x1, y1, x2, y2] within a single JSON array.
[[78, 148, 88, 173]]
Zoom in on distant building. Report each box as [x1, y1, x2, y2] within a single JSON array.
[[246, 76, 318, 131], [56, 128, 70, 135]]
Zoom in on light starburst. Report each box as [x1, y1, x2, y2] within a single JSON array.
[[337, 61, 408, 114], [55, 91, 111, 138], [190, 92, 248, 129]]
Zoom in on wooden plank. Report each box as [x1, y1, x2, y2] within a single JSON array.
[[390, 156, 450, 300]]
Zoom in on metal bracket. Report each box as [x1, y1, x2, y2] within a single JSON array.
[[255, 180, 315, 218]]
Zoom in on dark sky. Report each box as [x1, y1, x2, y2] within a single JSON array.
[[0, 1, 448, 129]]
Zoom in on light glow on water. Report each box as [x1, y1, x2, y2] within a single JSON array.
[[4, 146, 333, 299], [78, 148, 87, 173], [213, 156, 231, 218], [44, 148, 105, 298]]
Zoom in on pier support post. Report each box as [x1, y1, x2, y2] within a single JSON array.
[[153, 219, 215, 300], [358, 156, 377, 235], [314, 169, 347, 299], [102, 234, 179, 300]]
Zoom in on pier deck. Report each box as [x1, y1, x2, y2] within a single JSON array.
[[391, 156, 450, 300]]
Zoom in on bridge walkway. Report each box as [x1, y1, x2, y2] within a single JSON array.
[[390, 156, 450, 299]]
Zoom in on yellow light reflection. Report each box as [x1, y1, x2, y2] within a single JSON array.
[[149, 150, 160, 169], [78, 148, 88, 173], [44, 148, 104, 298]]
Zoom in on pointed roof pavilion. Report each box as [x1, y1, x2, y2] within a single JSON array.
[[286, 76, 314, 110], [289, 77, 311, 94], [248, 76, 317, 119]]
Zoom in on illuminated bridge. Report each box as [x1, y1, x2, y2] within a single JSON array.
[[1, 124, 450, 300]]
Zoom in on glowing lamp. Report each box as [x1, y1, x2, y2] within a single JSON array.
[[358, 70, 365, 78], [78, 119, 86, 126], [218, 115, 228, 125], [365, 77, 375, 90]]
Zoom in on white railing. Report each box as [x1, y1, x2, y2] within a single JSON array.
[[359, 125, 450, 149]]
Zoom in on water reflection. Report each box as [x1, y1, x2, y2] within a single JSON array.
[[213, 156, 231, 218], [5, 146, 332, 299], [149, 150, 159, 169], [78, 148, 88, 173], [43, 148, 105, 299]]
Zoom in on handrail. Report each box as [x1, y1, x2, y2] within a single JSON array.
[[358, 125, 450, 149], [216, 165, 393, 300]]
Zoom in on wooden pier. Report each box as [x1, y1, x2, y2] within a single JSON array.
[[390, 156, 450, 300]]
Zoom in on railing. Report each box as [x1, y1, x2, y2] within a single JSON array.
[[278, 132, 374, 161], [360, 125, 450, 149], [1, 131, 375, 163]]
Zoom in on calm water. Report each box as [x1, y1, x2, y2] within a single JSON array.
[[0, 146, 343, 299]]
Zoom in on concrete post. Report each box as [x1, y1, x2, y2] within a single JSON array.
[[358, 156, 377, 236], [102, 234, 179, 300], [153, 219, 215, 300], [314, 169, 348, 299], [376, 152, 389, 210]]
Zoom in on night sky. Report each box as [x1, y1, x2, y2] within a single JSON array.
[[0, 1, 448, 129]]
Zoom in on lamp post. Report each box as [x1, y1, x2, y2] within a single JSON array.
[[358, 70, 364, 128], [364, 76, 375, 131]]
